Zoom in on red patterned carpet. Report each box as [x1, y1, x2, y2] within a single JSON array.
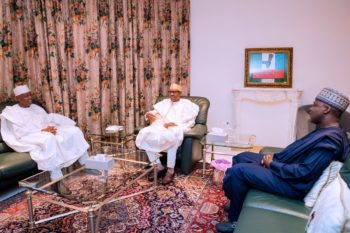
[[0, 165, 228, 233]]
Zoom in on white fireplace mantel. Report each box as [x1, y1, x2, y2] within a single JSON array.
[[232, 88, 303, 147]]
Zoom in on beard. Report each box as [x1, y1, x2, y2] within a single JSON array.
[[310, 114, 323, 124]]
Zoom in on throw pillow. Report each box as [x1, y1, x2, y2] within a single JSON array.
[[306, 174, 350, 233], [304, 161, 343, 208]]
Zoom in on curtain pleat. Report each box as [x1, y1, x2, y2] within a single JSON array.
[[0, 0, 190, 135]]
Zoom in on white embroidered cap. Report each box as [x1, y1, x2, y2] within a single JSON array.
[[316, 88, 350, 112], [13, 85, 31, 96]]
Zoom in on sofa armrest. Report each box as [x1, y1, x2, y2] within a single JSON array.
[[259, 146, 284, 155], [0, 141, 13, 153], [184, 124, 207, 139]]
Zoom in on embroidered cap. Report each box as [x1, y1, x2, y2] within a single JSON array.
[[316, 88, 350, 112], [169, 83, 182, 92], [13, 85, 31, 96]]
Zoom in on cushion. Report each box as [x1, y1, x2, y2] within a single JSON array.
[[306, 174, 350, 233], [304, 161, 343, 208]]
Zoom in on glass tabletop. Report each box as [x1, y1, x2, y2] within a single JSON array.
[[19, 149, 153, 207], [203, 133, 256, 149], [204, 140, 253, 149]]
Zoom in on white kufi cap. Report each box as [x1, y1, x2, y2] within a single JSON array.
[[316, 88, 350, 112], [13, 85, 31, 96]]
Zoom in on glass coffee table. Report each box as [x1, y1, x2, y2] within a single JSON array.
[[201, 139, 263, 176], [19, 149, 159, 233]]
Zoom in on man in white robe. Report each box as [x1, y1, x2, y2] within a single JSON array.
[[0, 85, 89, 182], [136, 83, 199, 184]]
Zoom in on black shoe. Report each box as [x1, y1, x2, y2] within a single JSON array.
[[215, 221, 237, 233], [148, 169, 166, 182], [224, 202, 230, 212], [161, 171, 175, 185]]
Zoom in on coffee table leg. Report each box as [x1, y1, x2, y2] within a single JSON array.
[[154, 164, 158, 187], [88, 208, 96, 233], [26, 190, 35, 229], [202, 145, 206, 177]]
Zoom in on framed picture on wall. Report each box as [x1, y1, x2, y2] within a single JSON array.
[[244, 47, 293, 88]]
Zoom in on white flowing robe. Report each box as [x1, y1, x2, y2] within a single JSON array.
[[135, 99, 199, 154], [0, 104, 89, 171]]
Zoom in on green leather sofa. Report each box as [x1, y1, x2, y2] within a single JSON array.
[[234, 105, 350, 233], [136, 96, 210, 175], [0, 101, 38, 190]]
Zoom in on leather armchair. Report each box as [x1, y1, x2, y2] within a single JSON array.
[[136, 96, 210, 175], [0, 101, 38, 190]]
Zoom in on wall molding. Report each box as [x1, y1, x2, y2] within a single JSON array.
[[232, 88, 303, 146]]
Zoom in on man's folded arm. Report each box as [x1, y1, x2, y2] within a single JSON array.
[[11, 121, 41, 139], [46, 113, 76, 126], [269, 148, 335, 181]]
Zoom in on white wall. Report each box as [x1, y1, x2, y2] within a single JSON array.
[[190, 0, 350, 137]]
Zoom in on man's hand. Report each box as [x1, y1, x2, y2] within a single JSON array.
[[42, 126, 57, 135], [145, 112, 158, 123], [164, 122, 177, 128], [261, 154, 273, 168]]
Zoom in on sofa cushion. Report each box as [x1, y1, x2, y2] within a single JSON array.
[[0, 152, 37, 179], [234, 189, 310, 233], [242, 189, 311, 219], [235, 206, 308, 233]]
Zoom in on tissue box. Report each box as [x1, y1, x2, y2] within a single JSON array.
[[206, 132, 228, 144], [85, 154, 115, 170], [105, 125, 123, 133]]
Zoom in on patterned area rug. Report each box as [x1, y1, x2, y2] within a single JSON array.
[[0, 165, 228, 232]]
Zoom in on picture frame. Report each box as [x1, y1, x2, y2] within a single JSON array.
[[244, 47, 293, 88]]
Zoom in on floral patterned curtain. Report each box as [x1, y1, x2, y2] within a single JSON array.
[[0, 0, 190, 135]]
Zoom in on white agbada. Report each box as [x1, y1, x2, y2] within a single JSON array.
[[136, 98, 199, 167], [0, 104, 89, 172]]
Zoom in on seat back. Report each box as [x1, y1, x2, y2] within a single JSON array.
[[155, 96, 210, 125], [296, 105, 350, 188], [296, 105, 350, 139]]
